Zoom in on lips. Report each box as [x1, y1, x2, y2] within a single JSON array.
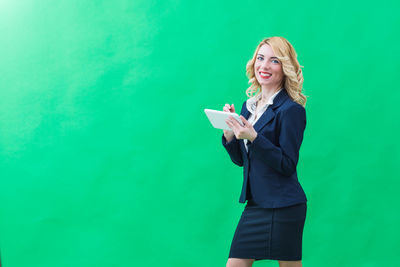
[[259, 71, 272, 79]]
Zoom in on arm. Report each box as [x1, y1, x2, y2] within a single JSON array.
[[221, 101, 247, 167], [222, 134, 243, 166], [247, 104, 306, 176]]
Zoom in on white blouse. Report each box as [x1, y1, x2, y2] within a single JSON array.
[[244, 88, 282, 153]]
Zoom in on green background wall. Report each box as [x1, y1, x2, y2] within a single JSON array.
[[1, 0, 399, 266]]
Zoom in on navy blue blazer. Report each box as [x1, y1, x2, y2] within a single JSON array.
[[222, 89, 307, 208]]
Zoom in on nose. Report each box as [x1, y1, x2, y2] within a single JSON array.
[[260, 59, 270, 70]]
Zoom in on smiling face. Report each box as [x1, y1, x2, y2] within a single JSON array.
[[254, 44, 284, 91]]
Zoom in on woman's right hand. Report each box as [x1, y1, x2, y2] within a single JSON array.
[[223, 103, 235, 141]]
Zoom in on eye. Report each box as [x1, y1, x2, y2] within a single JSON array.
[[272, 59, 280, 64], [256, 56, 264, 61]]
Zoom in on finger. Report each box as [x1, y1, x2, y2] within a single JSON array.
[[240, 115, 250, 126], [229, 116, 242, 128], [226, 117, 236, 126], [223, 105, 231, 113], [225, 118, 232, 127], [225, 119, 235, 132], [227, 117, 239, 129]]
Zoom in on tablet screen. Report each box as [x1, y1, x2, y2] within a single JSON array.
[[204, 109, 243, 130]]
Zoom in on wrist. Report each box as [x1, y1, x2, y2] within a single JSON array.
[[250, 132, 257, 142], [224, 131, 235, 141]]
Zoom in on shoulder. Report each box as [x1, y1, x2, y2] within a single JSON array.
[[278, 98, 306, 120], [280, 96, 305, 112]]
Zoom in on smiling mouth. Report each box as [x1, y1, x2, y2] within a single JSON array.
[[259, 72, 272, 79]]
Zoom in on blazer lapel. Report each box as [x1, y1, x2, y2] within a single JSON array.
[[253, 89, 288, 132], [253, 108, 275, 132], [241, 105, 251, 120], [239, 89, 288, 151]]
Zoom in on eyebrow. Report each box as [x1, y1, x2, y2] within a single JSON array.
[[257, 54, 279, 59]]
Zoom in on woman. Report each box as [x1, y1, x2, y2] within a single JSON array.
[[222, 37, 308, 267]]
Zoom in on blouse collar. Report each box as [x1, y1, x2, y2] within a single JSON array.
[[246, 88, 283, 114]]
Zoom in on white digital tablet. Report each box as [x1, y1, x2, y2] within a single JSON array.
[[204, 109, 244, 130]]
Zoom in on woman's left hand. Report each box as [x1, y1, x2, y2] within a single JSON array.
[[225, 115, 258, 142]]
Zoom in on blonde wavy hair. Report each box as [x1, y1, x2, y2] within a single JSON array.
[[245, 37, 307, 107]]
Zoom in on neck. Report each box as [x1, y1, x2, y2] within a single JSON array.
[[260, 85, 281, 102]]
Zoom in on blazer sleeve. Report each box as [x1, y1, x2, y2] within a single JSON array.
[[222, 134, 243, 167], [247, 104, 306, 176], [221, 101, 246, 167]]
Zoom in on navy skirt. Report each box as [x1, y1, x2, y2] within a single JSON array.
[[229, 198, 307, 261]]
